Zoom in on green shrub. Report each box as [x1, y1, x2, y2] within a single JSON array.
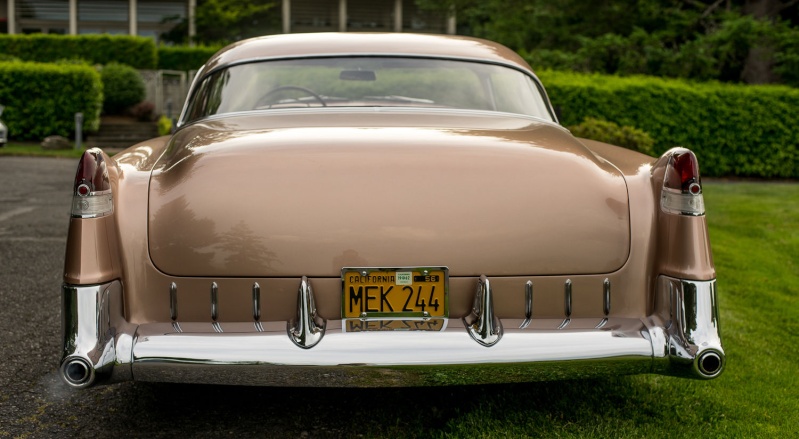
[[157, 115, 173, 136], [0, 34, 156, 69], [101, 63, 146, 115], [539, 70, 799, 178], [158, 46, 221, 71], [569, 117, 656, 156], [53, 58, 92, 66], [523, 49, 583, 72], [0, 61, 102, 141], [0, 54, 21, 63]]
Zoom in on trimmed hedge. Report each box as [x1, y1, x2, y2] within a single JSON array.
[[0, 34, 156, 69], [158, 46, 221, 72], [0, 61, 102, 141], [101, 63, 146, 115], [539, 71, 799, 178], [568, 117, 656, 157]]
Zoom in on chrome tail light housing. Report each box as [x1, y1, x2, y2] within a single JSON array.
[[658, 148, 705, 216], [71, 148, 113, 218]]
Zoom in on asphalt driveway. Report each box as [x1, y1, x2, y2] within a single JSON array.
[[0, 156, 471, 438]]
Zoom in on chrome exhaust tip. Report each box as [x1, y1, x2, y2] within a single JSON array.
[[60, 357, 95, 388], [696, 350, 724, 378]]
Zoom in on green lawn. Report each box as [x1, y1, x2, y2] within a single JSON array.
[[349, 182, 798, 438], [0, 142, 86, 158]]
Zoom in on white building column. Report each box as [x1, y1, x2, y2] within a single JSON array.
[[129, 0, 137, 36], [338, 0, 346, 32], [188, 0, 196, 45], [446, 8, 456, 35], [69, 0, 77, 35], [282, 0, 290, 34], [7, 0, 15, 34], [393, 0, 402, 32]]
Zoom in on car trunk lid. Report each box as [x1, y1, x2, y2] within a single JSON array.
[[148, 112, 630, 277]]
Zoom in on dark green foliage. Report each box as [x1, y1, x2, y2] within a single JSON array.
[[0, 34, 157, 69], [774, 28, 799, 86], [569, 117, 655, 156], [0, 61, 102, 141], [160, 0, 279, 45], [157, 46, 221, 72], [193, 0, 278, 44], [101, 63, 146, 115], [53, 58, 93, 66], [523, 17, 799, 86], [540, 70, 799, 178], [0, 54, 21, 62], [422, 0, 799, 87]]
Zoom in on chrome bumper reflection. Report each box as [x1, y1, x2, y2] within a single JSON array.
[[647, 276, 725, 379], [59, 275, 724, 387], [60, 282, 134, 388]]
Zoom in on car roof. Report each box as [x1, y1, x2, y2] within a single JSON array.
[[200, 33, 534, 75]]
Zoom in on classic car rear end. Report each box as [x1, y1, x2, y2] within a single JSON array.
[[59, 33, 723, 388]]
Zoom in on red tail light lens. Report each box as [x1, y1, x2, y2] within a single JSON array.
[[71, 148, 113, 218], [665, 151, 701, 193], [660, 149, 705, 216]]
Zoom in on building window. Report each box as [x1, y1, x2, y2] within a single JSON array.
[[347, 0, 392, 31], [291, 0, 339, 33], [403, 0, 446, 33], [18, 0, 69, 21]]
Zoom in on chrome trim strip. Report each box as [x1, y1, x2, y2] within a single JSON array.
[[131, 318, 654, 386], [198, 53, 538, 83], [520, 280, 532, 329], [287, 276, 326, 349], [603, 278, 611, 316], [252, 282, 261, 322], [564, 279, 572, 317], [79, 188, 112, 197], [660, 188, 706, 216], [184, 107, 561, 132], [558, 279, 572, 329], [70, 191, 114, 218], [169, 282, 178, 321], [463, 275, 503, 347], [211, 282, 219, 322]]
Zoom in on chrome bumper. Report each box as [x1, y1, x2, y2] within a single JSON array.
[[59, 275, 724, 388]]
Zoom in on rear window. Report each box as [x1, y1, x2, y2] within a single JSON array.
[[184, 57, 553, 123]]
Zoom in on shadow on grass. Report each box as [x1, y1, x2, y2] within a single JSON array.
[[110, 375, 715, 438]]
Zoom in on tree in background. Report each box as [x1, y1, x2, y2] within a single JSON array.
[[418, 0, 799, 86], [739, 0, 799, 83], [161, 0, 278, 45], [160, 0, 798, 86]]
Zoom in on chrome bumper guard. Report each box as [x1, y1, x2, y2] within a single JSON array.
[[59, 275, 724, 388]]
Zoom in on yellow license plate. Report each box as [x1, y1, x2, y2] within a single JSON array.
[[341, 267, 448, 318]]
